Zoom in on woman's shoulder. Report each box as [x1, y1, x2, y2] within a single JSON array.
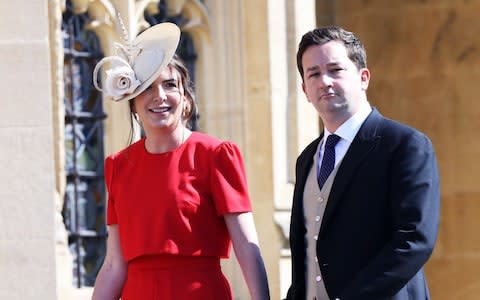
[[189, 131, 228, 148], [189, 132, 242, 156], [106, 138, 144, 162]]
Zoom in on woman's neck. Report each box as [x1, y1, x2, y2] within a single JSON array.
[[144, 126, 190, 154]]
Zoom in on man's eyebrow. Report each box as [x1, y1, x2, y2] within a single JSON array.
[[326, 61, 342, 66], [305, 65, 320, 73], [305, 62, 342, 72]]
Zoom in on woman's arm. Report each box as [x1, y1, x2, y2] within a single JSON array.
[[92, 225, 127, 300], [224, 212, 270, 300]]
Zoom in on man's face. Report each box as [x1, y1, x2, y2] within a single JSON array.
[[301, 40, 370, 127]]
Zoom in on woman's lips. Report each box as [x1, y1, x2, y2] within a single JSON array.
[[149, 107, 170, 113]]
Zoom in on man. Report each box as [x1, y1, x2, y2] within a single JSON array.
[[286, 26, 440, 300]]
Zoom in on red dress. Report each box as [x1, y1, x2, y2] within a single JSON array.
[[104, 132, 252, 299]]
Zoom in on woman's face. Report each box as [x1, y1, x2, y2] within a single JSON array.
[[134, 67, 187, 133]]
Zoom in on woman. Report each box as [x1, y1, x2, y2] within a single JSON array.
[[91, 22, 270, 300]]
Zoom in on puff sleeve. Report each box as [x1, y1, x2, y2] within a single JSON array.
[[104, 155, 118, 225], [210, 142, 252, 215]]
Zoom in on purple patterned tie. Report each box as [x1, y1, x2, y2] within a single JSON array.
[[317, 134, 341, 190]]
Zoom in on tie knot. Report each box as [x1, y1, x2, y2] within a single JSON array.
[[325, 134, 341, 148]]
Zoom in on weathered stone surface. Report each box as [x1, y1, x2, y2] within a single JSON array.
[[335, 2, 480, 299]]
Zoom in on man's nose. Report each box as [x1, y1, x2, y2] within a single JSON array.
[[319, 74, 333, 88]]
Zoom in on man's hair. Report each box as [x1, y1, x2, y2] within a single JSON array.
[[296, 25, 367, 79]]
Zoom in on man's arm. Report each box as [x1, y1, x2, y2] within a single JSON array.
[[340, 130, 440, 299]]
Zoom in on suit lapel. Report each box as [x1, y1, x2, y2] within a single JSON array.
[[319, 109, 383, 234], [296, 137, 322, 193]]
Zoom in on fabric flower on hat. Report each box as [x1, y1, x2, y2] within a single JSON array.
[[104, 65, 141, 100], [93, 56, 142, 101], [92, 21, 181, 102]]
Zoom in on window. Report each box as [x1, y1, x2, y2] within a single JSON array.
[[62, 0, 107, 287]]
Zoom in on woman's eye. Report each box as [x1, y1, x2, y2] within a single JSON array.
[[164, 83, 179, 93], [163, 80, 178, 89]]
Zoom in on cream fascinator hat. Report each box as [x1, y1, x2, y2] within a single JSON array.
[[93, 21, 180, 102]]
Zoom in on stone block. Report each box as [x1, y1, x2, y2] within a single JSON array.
[[426, 256, 480, 300], [0, 238, 56, 299], [0, 42, 52, 127], [0, 1, 48, 40], [434, 193, 480, 256], [0, 126, 56, 299]]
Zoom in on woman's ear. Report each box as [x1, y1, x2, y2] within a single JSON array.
[[183, 96, 192, 116], [182, 103, 189, 118]]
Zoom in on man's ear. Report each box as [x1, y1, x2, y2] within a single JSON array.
[[301, 81, 311, 103], [360, 68, 370, 90]]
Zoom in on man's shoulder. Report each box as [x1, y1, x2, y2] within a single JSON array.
[[371, 110, 425, 137], [373, 112, 433, 149]]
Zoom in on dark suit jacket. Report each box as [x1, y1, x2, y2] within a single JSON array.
[[286, 108, 440, 300]]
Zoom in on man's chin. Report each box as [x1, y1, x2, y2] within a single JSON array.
[[323, 101, 347, 112]]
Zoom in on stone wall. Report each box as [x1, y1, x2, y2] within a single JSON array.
[[0, 1, 57, 299]]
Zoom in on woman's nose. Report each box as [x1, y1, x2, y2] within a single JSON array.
[[153, 85, 167, 102]]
